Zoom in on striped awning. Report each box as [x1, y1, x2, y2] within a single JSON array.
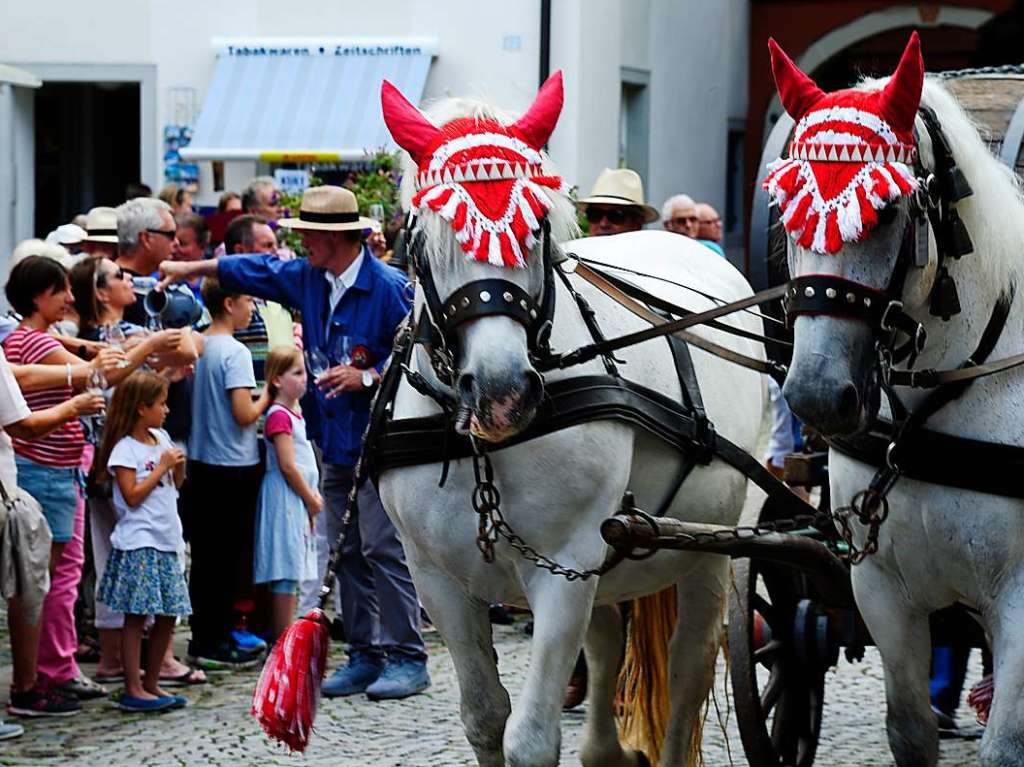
[[180, 37, 437, 162]]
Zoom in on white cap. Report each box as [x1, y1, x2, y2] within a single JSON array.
[[45, 223, 87, 247]]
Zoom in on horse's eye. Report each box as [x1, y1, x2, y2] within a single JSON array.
[[877, 204, 899, 226]]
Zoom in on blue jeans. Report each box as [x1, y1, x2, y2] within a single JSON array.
[[15, 456, 78, 543]]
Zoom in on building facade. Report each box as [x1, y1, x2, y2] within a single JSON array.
[[0, 0, 750, 262], [2, 0, 1019, 272]]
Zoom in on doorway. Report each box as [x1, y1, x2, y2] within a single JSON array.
[[34, 82, 140, 237]]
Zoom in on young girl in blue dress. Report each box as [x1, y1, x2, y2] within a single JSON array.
[[96, 371, 191, 712], [254, 347, 323, 640]]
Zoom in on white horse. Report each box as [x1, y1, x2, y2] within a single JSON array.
[[776, 42, 1024, 766], [375, 83, 766, 765]]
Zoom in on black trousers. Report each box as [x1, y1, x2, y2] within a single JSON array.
[[186, 460, 263, 652]]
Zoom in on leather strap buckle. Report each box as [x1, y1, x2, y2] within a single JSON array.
[[879, 300, 904, 334]]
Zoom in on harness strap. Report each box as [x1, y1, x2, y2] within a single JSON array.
[[886, 288, 1017, 389], [545, 262, 788, 382], [830, 421, 1024, 499], [553, 264, 620, 376], [587, 261, 792, 351], [371, 374, 816, 521]]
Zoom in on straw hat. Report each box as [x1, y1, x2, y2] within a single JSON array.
[[83, 206, 119, 244], [277, 186, 376, 232], [577, 168, 659, 223]]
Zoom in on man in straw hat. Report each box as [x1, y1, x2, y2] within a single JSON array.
[[79, 207, 120, 258], [577, 167, 659, 236], [158, 185, 431, 700]]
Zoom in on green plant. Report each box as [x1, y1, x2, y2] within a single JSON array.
[[347, 149, 403, 225], [570, 185, 590, 236]]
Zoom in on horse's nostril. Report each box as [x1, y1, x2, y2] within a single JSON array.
[[523, 370, 543, 403], [458, 373, 475, 401], [838, 382, 860, 419]]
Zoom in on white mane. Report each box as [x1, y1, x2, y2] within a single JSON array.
[[398, 95, 580, 266], [860, 74, 1024, 297]]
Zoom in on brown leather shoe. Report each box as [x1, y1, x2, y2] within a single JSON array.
[[563, 672, 587, 710]]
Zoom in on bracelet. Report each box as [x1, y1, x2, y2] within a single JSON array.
[[65, 363, 72, 388]]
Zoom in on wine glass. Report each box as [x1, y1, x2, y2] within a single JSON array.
[[102, 323, 131, 368], [87, 367, 106, 395], [305, 348, 329, 379], [102, 323, 126, 348], [332, 336, 352, 367], [368, 203, 385, 232]]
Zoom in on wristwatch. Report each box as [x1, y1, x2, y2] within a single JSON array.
[[361, 370, 374, 389]]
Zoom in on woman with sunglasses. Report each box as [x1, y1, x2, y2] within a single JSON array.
[[68, 257, 205, 689]]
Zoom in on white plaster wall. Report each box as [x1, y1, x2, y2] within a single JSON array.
[[0, 0, 748, 234], [647, 0, 748, 221], [0, 0, 542, 198], [548, 0, 622, 200]]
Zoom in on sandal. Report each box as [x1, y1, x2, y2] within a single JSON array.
[[158, 667, 207, 687]]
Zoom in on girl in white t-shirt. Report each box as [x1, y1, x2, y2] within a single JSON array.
[[95, 372, 191, 713]]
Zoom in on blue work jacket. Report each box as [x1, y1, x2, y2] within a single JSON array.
[[217, 250, 411, 467]]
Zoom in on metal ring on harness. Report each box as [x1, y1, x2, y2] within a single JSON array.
[[618, 508, 664, 561]]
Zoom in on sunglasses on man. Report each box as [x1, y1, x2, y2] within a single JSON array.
[[585, 207, 632, 225], [146, 228, 178, 240]]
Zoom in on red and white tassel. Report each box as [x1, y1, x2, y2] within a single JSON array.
[[251, 609, 330, 753]]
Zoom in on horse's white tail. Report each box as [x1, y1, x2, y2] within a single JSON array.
[[615, 586, 704, 766]]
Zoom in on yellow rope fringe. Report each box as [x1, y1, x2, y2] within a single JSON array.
[[615, 585, 710, 767]]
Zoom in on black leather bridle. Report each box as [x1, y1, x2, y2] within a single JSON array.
[[405, 216, 557, 386], [782, 106, 976, 373]]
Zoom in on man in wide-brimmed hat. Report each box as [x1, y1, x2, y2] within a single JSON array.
[[577, 167, 659, 236], [79, 207, 120, 258], [157, 186, 430, 700]]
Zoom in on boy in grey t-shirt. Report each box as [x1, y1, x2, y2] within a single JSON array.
[[186, 275, 270, 669]]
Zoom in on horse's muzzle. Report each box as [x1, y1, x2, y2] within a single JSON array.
[[456, 369, 544, 442]]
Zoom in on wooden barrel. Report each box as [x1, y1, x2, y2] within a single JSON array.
[[749, 67, 1024, 292]]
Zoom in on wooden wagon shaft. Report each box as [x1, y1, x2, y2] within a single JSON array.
[[601, 515, 853, 605]]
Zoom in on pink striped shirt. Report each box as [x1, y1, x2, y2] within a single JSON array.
[[2, 327, 84, 468]]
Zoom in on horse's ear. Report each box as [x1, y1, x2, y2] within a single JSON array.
[[879, 32, 924, 135], [512, 70, 564, 149], [381, 79, 441, 163], [768, 38, 826, 119]]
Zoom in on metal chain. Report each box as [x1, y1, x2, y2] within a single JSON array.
[[469, 449, 846, 581], [830, 466, 900, 565], [471, 451, 613, 581]]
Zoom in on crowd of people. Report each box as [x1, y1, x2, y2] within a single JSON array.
[[573, 166, 725, 257], [0, 176, 430, 742], [0, 163, 733, 738]]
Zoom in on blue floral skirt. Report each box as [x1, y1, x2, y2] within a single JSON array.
[[97, 547, 192, 617]]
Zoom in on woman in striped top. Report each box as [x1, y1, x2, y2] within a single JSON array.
[[3, 255, 185, 701]]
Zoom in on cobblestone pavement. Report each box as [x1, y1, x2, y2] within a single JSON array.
[[0, 613, 983, 766]]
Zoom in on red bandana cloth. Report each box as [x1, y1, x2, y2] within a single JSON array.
[[382, 73, 567, 268], [762, 33, 925, 255]]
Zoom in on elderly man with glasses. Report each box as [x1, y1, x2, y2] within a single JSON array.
[[577, 168, 659, 237], [661, 194, 701, 238], [115, 198, 178, 309]]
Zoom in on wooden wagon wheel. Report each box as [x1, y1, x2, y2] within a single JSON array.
[[729, 553, 826, 767]]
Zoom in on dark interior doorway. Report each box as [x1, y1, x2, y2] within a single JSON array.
[[810, 26, 982, 92], [34, 82, 139, 238]]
